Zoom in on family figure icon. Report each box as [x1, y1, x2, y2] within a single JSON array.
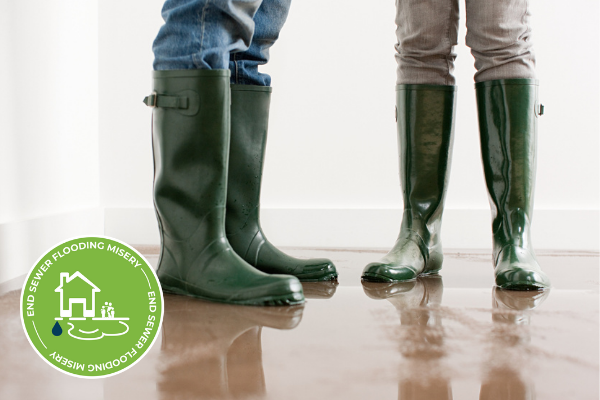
[[101, 302, 116, 319]]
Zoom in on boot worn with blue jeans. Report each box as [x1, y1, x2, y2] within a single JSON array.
[[148, 0, 337, 304]]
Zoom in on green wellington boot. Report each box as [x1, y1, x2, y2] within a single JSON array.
[[362, 85, 457, 282], [145, 70, 304, 305], [225, 85, 337, 282], [476, 79, 550, 291]]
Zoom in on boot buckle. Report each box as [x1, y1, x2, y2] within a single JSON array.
[[146, 91, 158, 108]]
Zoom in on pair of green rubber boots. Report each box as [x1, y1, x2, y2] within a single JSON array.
[[146, 70, 337, 306], [362, 80, 550, 290], [147, 71, 549, 307]]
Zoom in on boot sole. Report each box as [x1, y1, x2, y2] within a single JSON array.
[[161, 284, 305, 306], [361, 272, 417, 283], [496, 282, 549, 291], [361, 268, 441, 283], [297, 273, 338, 283]]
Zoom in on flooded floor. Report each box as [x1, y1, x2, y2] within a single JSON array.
[[0, 248, 598, 399]]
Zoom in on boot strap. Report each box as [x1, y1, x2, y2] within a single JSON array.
[[143, 91, 189, 109]]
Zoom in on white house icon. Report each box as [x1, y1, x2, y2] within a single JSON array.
[[55, 272, 101, 318]]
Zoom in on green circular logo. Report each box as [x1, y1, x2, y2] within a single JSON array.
[[20, 236, 164, 378]]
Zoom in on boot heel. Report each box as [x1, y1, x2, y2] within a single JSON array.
[[157, 254, 186, 295], [423, 246, 443, 275], [158, 273, 188, 295]]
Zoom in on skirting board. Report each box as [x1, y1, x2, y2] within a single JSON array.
[[104, 207, 599, 252], [0, 208, 104, 285], [3, 207, 594, 286]]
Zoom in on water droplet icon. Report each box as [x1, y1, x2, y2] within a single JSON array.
[[52, 321, 62, 336]]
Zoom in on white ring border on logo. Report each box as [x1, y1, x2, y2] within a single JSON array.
[[19, 235, 165, 379]]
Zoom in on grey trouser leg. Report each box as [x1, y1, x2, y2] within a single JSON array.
[[395, 0, 536, 85], [465, 0, 536, 82], [395, 0, 459, 85]]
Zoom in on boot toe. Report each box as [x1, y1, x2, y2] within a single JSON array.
[[494, 246, 551, 291], [495, 264, 550, 291], [361, 262, 419, 282], [295, 259, 338, 282], [250, 242, 338, 282]]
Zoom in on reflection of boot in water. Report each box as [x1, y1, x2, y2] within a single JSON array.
[[492, 288, 549, 326], [227, 326, 266, 398], [301, 280, 339, 300], [363, 276, 452, 400], [479, 288, 550, 400], [158, 294, 303, 400]]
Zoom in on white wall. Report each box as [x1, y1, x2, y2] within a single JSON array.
[[0, 1, 100, 222], [1, 0, 598, 283], [98, 2, 162, 209], [0, 1, 102, 283]]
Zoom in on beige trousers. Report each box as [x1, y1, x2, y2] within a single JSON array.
[[395, 0, 536, 85]]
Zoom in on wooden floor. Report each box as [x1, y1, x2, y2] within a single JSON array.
[[0, 248, 598, 399]]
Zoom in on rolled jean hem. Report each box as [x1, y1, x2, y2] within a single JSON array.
[[152, 69, 230, 78], [231, 84, 272, 92]]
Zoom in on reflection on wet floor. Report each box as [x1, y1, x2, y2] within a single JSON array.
[[364, 278, 550, 400], [158, 295, 304, 399], [157, 281, 338, 400], [481, 289, 549, 400], [0, 249, 597, 399], [364, 277, 452, 399]]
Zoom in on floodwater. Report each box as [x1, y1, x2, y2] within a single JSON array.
[[0, 248, 598, 399]]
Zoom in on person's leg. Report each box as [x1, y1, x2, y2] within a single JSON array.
[[475, 79, 550, 290], [226, 85, 338, 282], [153, 0, 263, 71], [465, 0, 536, 82], [395, 0, 459, 85], [225, 0, 338, 281], [146, 0, 306, 304], [147, 70, 305, 305], [362, 0, 459, 283], [466, 0, 549, 290], [362, 85, 457, 282], [229, 0, 292, 85]]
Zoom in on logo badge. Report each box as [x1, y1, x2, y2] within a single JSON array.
[[20, 237, 164, 378]]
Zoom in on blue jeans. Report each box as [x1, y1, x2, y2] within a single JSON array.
[[153, 0, 291, 86]]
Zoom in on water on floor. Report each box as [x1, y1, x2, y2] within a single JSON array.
[[0, 248, 598, 399]]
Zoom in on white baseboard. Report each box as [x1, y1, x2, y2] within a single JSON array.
[[0, 208, 104, 285], [104, 207, 599, 251], [3, 207, 594, 286]]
